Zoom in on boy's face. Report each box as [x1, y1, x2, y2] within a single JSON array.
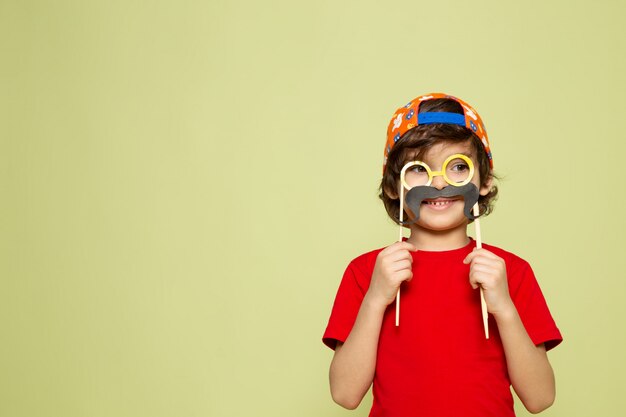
[[401, 141, 492, 232]]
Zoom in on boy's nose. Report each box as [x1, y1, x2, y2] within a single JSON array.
[[431, 174, 447, 190]]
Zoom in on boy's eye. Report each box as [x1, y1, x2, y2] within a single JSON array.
[[411, 165, 427, 173], [450, 162, 469, 172], [445, 158, 473, 184]]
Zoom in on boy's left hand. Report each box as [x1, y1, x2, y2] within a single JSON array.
[[463, 248, 514, 316]]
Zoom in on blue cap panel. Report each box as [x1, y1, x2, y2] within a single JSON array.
[[417, 112, 466, 126]]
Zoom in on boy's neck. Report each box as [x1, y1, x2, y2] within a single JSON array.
[[406, 225, 471, 252]]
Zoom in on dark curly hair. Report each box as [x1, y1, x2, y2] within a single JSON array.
[[379, 98, 498, 225]]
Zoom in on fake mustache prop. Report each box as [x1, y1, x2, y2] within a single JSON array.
[[402, 182, 480, 224]]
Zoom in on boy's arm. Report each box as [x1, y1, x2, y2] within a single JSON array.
[[329, 295, 386, 409], [329, 241, 416, 410], [494, 310, 555, 414], [464, 249, 556, 413]]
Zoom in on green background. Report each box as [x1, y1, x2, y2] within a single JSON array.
[[2, 0, 625, 416]]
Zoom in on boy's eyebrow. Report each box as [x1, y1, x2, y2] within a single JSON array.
[[407, 151, 477, 162]]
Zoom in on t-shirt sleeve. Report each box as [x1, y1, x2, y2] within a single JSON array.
[[322, 260, 368, 350], [509, 260, 563, 351]]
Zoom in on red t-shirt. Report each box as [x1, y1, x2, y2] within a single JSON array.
[[323, 240, 562, 417]]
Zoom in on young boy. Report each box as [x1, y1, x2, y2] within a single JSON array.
[[322, 93, 562, 416]]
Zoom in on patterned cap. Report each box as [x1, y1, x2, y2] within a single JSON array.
[[383, 93, 493, 172]]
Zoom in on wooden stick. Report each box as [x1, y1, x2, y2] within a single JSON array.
[[473, 203, 489, 339], [396, 184, 404, 327]]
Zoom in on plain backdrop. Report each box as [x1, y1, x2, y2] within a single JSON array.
[[2, 1, 625, 416]]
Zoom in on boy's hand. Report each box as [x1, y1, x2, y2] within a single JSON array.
[[366, 242, 417, 308], [463, 248, 515, 316]]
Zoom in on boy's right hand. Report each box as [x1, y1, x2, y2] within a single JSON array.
[[366, 241, 417, 308]]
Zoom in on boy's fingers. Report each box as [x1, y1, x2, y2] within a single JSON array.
[[387, 250, 414, 263], [398, 270, 413, 283], [470, 263, 493, 273], [463, 251, 476, 264], [386, 241, 417, 251], [468, 270, 482, 288], [380, 242, 412, 258], [463, 248, 499, 264], [396, 242, 418, 253], [469, 273, 485, 289], [475, 248, 499, 260], [468, 257, 499, 269], [379, 242, 417, 263], [393, 260, 413, 272]]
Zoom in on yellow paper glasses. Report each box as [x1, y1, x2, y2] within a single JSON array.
[[400, 153, 475, 190]]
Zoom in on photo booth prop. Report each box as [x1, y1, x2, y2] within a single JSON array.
[[396, 154, 489, 339]]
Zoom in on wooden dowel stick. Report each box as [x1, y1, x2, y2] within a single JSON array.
[[473, 203, 489, 339], [396, 184, 404, 327], [395, 287, 400, 327]]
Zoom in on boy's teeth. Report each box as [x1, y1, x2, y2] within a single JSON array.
[[427, 201, 450, 206]]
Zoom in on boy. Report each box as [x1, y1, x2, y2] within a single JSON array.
[[322, 93, 562, 416]]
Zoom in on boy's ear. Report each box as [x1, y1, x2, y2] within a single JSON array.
[[479, 173, 494, 196]]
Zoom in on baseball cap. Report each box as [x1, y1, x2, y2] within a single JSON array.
[[383, 93, 493, 171]]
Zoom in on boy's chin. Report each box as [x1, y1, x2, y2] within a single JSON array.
[[406, 212, 470, 232]]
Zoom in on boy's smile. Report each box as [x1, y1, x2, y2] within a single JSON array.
[[422, 197, 461, 209]]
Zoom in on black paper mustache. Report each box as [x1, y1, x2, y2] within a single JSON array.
[[401, 182, 480, 225]]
